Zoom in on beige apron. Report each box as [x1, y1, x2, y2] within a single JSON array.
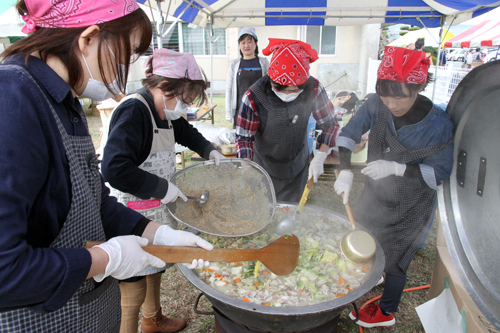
[[107, 93, 177, 275]]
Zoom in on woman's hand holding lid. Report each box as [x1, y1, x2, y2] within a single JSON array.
[[209, 149, 226, 166], [161, 182, 187, 204]]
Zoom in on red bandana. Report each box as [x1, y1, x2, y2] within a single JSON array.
[[262, 39, 318, 86], [377, 46, 430, 84]]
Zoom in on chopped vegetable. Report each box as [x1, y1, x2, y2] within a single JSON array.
[[193, 208, 372, 307], [254, 261, 261, 278]]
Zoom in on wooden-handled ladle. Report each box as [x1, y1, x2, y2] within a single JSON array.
[[84, 234, 300, 276], [334, 169, 376, 263]]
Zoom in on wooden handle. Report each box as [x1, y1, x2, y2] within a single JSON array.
[[84, 235, 300, 276], [85, 241, 263, 263], [297, 178, 314, 214], [334, 169, 357, 230]]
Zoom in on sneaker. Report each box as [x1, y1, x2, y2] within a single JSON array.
[[349, 303, 395, 328], [375, 275, 384, 286]]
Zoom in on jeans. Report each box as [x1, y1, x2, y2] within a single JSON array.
[[379, 273, 407, 314]]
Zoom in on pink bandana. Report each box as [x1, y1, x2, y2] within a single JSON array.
[[377, 46, 430, 84], [145, 49, 203, 80], [262, 38, 318, 86], [22, 0, 140, 34]]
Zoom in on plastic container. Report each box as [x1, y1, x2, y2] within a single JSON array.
[[306, 115, 316, 154]]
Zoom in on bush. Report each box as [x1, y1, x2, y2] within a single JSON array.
[[409, 27, 421, 31], [400, 26, 410, 30], [400, 31, 408, 36], [423, 46, 437, 57]]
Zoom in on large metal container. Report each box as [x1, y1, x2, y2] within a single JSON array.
[[438, 60, 500, 329], [178, 204, 384, 332]]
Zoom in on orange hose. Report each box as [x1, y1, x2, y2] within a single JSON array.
[[357, 284, 430, 333]]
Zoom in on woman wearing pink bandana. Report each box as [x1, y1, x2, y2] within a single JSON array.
[[335, 46, 454, 328], [235, 39, 339, 202], [0, 1, 211, 332], [101, 48, 224, 333]]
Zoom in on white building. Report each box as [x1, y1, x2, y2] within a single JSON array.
[[128, 23, 381, 97]]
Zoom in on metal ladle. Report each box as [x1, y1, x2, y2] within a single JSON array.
[[334, 170, 376, 263], [186, 190, 209, 208], [276, 178, 314, 235]]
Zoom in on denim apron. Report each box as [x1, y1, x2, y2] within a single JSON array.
[[0, 65, 120, 333], [357, 102, 452, 274]]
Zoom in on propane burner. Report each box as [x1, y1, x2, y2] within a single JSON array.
[[213, 307, 341, 333]]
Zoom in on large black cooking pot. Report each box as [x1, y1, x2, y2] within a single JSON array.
[[438, 59, 500, 329], [178, 203, 384, 332]]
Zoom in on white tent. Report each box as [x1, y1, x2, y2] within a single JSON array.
[[388, 27, 454, 48], [0, 6, 26, 37]]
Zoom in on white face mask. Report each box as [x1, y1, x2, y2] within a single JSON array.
[[79, 41, 125, 101], [163, 96, 188, 120], [273, 89, 303, 103]]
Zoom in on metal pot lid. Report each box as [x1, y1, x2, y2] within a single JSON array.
[[439, 60, 500, 329], [167, 158, 276, 237]]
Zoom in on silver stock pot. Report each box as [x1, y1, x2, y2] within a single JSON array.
[[178, 203, 384, 332]]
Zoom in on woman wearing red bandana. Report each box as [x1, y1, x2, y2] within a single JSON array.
[[235, 39, 339, 202], [335, 46, 454, 328]]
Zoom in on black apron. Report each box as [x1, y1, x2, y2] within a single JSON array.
[[250, 77, 313, 202], [0, 65, 120, 333], [356, 102, 452, 274]]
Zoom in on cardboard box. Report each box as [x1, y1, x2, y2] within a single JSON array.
[[428, 245, 499, 333], [435, 208, 446, 247]]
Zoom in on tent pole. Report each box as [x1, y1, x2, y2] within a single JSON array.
[[431, 16, 454, 102], [155, 0, 163, 48], [209, 15, 214, 104]]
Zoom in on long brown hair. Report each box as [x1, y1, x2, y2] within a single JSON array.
[[1, 1, 152, 95]]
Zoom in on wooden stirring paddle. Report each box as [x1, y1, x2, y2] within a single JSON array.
[[84, 234, 300, 276]]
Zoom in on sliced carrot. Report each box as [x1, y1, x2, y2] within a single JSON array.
[[207, 268, 215, 272], [253, 282, 260, 286], [337, 293, 345, 297], [346, 287, 353, 292], [262, 302, 270, 306], [214, 273, 221, 277], [339, 277, 347, 284], [362, 266, 368, 272], [282, 206, 290, 212], [221, 280, 228, 283], [298, 289, 303, 293], [233, 278, 241, 283], [243, 297, 250, 302], [263, 271, 270, 275]]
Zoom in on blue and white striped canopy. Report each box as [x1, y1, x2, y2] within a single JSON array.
[[138, 0, 500, 28]]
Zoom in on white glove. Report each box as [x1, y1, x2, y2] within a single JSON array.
[[209, 149, 226, 166], [93, 236, 166, 282], [334, 170, 354, 204], [361, 160, 406, 180], [308, 151, 328, 182], [161, 182, 187, 204], [153, 225, 213, 269]]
